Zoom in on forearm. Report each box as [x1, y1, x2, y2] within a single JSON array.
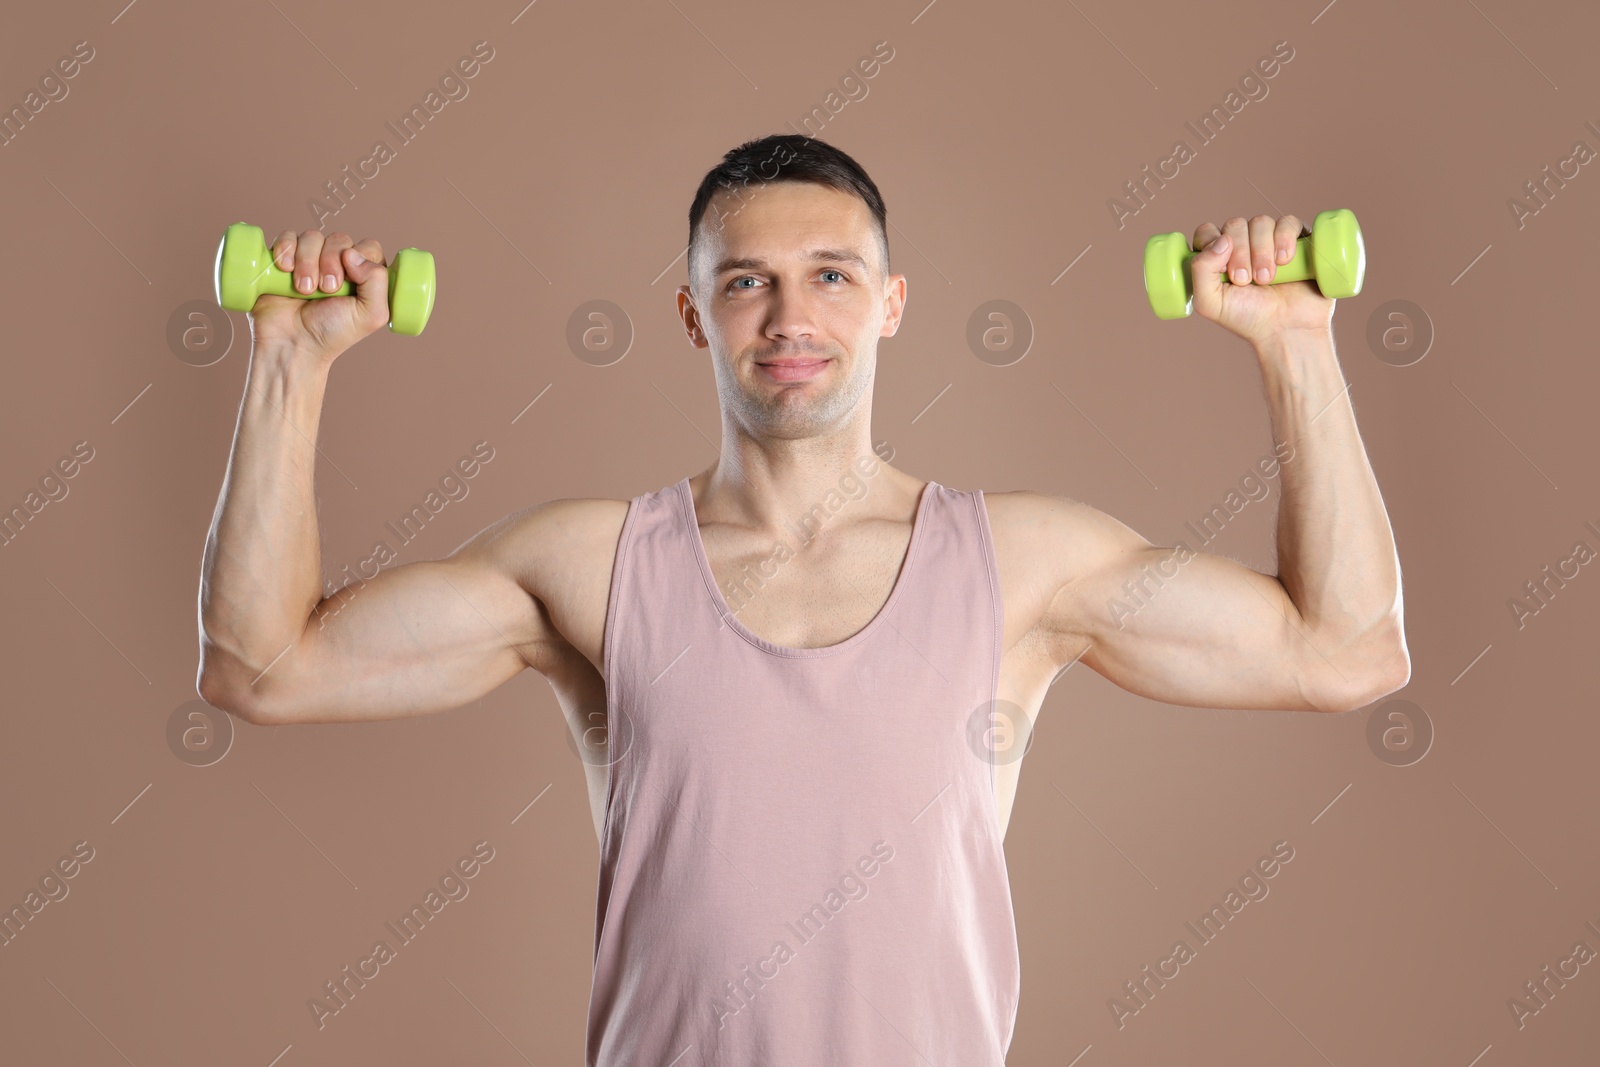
[[1255, 329, 1405, 668], [198, 342, 331, 694]]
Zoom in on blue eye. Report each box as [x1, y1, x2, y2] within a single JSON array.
[[821, 270, 844, 283]]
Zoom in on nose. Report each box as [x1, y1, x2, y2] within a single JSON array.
[[763, 282, 819, 346]]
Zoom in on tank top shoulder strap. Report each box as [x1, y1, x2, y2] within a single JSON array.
[[892, 480, 1004, 672]]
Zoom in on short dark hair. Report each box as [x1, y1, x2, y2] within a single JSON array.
[[686, 134, 890, 282]]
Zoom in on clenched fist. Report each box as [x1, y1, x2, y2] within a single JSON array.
[[1189, 214, 1334, 345], [249, 229, 392, 362]]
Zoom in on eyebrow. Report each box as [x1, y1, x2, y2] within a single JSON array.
[[713, 248, 868, 276]]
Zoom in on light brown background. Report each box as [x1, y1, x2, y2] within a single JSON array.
[[2, 0, 1597, 1064]]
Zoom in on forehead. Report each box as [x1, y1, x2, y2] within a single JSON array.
[[700, 181, 876, 273]]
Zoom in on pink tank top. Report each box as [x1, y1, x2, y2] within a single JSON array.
[[587, 476, 1020, 1065]]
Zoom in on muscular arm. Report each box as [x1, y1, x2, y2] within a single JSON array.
[[196, 340, 611, 725], [1030, 327, 1408, 710], [1025, 331, 1408, 714], [198, 228, 630, 726], [1018, 213, 1409, 714]]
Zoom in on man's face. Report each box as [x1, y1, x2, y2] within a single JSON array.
[[677, 181, 906, 442]]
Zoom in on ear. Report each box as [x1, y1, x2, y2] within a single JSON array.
[[676, 285, 709, 348], [879, 273, 907, 338]]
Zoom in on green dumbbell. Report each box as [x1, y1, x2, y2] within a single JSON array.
[[1142, 208, 1365, 320], [213, 222, 437, 335]]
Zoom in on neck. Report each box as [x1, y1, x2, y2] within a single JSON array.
[[694, 417, 906, 541]]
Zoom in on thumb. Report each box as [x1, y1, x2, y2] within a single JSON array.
[[342, 248, 391, 327], [1190, 233, 1231, 320]]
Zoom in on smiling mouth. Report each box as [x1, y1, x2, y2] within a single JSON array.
[[754, 357, 830, 381]]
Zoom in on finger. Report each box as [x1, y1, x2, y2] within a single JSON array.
[[1249, 215, 1276, 283], [1222, 217, 1251, 285], [1192, 221, 1221, 253], [1273, 215, 1301, 265], [271, 229, 297, 272], [1273, 212, 1299, 262], [342, 244, 391, 326], [319, 232, 355, 292], [351, 237, 385, 267], [293, 229, 326, 295], [1190, 229, 1232, 320]]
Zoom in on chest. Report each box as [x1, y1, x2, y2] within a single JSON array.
[[698, 525, 914, 651]]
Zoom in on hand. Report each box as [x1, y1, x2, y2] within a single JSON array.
[[1190, 214, 1334, 346], [248, 229, 392, 363]]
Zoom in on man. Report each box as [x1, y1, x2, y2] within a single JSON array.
[[197, 134, 1408, 1064]]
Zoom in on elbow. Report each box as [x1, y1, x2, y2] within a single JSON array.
[[1337, 655, 1410, 713], [197, 671, 261, 726], [1312, 618, 1411, 713], [197, 650, 273, 726]]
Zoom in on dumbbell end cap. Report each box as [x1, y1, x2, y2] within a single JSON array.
[[215, 222, 267, 312], [1143, 231, 1195, 319], [387, 248, 436, 335], [1310, 209, 1365, 300]]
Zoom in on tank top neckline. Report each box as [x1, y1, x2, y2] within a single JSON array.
[[673, 475, 937, 659]]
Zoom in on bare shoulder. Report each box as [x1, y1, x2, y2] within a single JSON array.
[[982, 488, 1150, 571], [453, 496, 629, 572], [981, 488, 1153, 646], [451, 496, 631, 672]]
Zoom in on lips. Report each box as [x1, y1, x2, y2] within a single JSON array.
[[755, 357, 829, 382]]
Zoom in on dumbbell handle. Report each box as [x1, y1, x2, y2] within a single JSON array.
[[250, 260, 363, 301], [1174, 235, 1317, 288]]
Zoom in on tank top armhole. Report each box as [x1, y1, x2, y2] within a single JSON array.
[[597, 493, 643, 863], [601, 495, 642, 708], [972, 489, 1004, 796]]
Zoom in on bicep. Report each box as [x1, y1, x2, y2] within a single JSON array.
[[1052, 543, 1339, 710], [246, 495, 620, 729], [250, 512, 563, 725], [1028, 497, 1350, 712]]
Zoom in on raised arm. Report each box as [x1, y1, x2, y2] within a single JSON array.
[[199, 482, 612, 725], [1025, 213, 1408, 713], [196, 227, 617, 725]]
